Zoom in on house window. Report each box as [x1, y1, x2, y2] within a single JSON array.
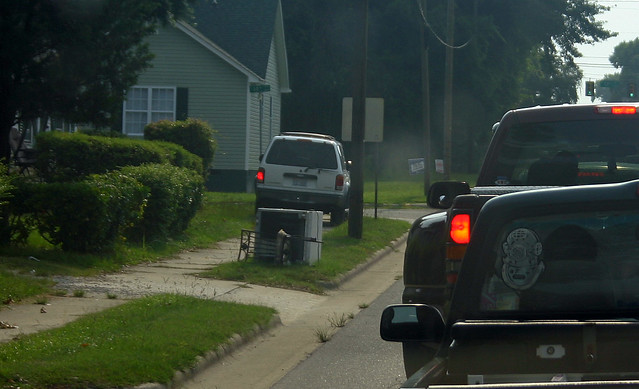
[[123, 87, 176, 135]]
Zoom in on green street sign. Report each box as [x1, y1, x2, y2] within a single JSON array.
[[600, 80, 620, 88], [250, 83, 271, 93]]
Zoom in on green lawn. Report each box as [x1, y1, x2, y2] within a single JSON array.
[[201, 216, 410, 293], [0, 185, 414, 388], [0, 294, 275, 388]]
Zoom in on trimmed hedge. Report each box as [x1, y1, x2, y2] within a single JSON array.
[[8, 164, 203, 252], [10, 172, 148, 252], [34, 132, 202, 182], [120, 164, 204, 244], [144, 119, 216, 173]]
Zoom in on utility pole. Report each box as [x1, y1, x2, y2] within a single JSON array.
[[420, 0, 431, 196], [443, 0, 454, 180], [348, 0, 368, 239]]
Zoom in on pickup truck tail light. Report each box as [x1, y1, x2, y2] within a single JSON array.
[[447, 213, 471, 287], [450, 214, 471, 244], [335, 174, 345, 191], [595, 105, 638, 115], [256, 168, 265, 183]]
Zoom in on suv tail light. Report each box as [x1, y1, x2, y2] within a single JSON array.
[[256, 167, 265, 183], [335, 174, 345, 190]]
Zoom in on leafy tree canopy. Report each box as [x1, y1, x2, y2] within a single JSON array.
[[596, 38, 639, 102], [281, 0, 615, 173], [0, 0, 195, 162]]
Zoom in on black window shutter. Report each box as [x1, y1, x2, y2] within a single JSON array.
[[176, 87, 188, 120]]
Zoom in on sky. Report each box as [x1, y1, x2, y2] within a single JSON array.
[[575, 0, 639, 103]]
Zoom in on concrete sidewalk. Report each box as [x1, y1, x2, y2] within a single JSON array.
[[0, 230, 409, 388], [0, 237, 325, 342]]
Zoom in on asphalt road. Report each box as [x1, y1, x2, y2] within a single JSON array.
[[271, 279, 407, 388], [181, 214, 413, 389]]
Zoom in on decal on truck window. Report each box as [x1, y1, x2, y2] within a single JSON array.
[[481, 227, 545, 311], [500, 228, 545, 290]]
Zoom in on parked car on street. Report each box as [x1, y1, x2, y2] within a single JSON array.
[[255, 132, 351, 225], [383, 179, 639, 388]]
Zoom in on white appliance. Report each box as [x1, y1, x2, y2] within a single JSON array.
[[256, 208, 323, 265]]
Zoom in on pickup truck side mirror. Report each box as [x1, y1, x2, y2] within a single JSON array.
[[427, 181, 471, 209], [380, 304, 445, 343]]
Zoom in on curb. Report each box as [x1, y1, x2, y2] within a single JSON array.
[[134, 314, 283, 389], [132, 230, 408, 389], [319, 230, 408, 290]]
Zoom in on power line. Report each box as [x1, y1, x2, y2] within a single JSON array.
[[416, 0, 470, 49], [575, 63, 616, 68]]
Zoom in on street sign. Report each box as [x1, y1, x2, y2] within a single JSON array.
[[341, 97, 384, 142], [250, 83, 271, 93], [408, 158, 425, 175], [600, 80, 620, 88]]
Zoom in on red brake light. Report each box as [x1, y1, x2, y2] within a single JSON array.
[[335, 174, 344, 190], [256, 168, 265, 183], [596, 106, 637, 115], [612, 106, 637, 115], [450, 214, 471, 244]]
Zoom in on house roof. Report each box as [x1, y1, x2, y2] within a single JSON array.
[[175, 21, 260, 81], [192, 0, 279, 80]]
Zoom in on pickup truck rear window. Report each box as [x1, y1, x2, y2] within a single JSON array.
[[484, 119, 639, 186], [480, 210, 639, 314]]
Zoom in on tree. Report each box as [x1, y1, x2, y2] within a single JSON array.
[[280, 0, 614, 176], [597, 38, 639, 102], [0, 0, 195, 165]]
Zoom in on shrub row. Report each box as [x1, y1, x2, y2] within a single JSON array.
[[120, 164, 204, 244], [144, 118, 216, 174], [34, 132, 203, 182], [9, 164, 204, 253]]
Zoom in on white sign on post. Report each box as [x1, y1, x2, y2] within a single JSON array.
[[408, 158, 425, 175], [341, 97, 384, 142]]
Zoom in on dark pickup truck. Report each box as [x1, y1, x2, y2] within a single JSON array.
[[402, 103, 639, 375], [384, 179, 639, 388]]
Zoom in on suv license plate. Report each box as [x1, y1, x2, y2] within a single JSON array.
[[293, 178, 307, 187]]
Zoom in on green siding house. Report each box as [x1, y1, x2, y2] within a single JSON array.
[[122, 0, 290, 192]]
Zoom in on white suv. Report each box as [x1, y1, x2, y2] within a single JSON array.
[[255, 132, 351, 224]]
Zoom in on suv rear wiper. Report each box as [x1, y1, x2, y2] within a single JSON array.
[[304, 166, 324, 173]]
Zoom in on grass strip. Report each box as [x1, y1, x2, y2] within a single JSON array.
[[363, 175, 477, 206], [0, 294, 276, 389], [0, 270, 52, 304], [200, 217, 410, 294], [0, 192, 256, 304]]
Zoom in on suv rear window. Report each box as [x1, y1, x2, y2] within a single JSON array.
[[265, 139, 338, 169], [484, 119, 639, 186]]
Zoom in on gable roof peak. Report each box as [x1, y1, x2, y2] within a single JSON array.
[[191, 0, 280, 78]]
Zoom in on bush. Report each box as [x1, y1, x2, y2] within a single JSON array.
[[150, 140, 204, 176], [34, 132, 202, 182], [0, 165, 16, 244], [86, 172, 149, 244], [120, 164, 204, 244], [9, 173, 148, 252], [144, 119, 216, 174], [0, 165, 14, 204]]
